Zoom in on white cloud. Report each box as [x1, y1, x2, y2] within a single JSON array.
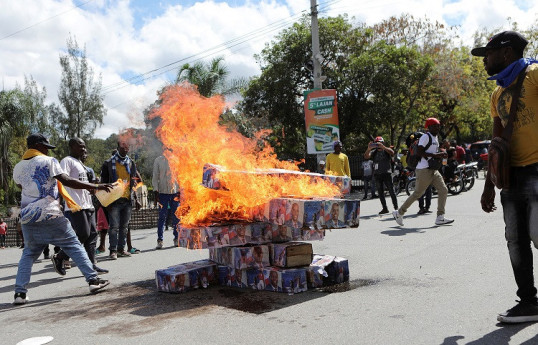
[[1, 0, 537, 139]]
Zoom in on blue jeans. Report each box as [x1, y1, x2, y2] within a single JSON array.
[[107, 198, 132, 252], [15, 216, 97, 294], [363, 176, 376, 197], [501, 164, 538, 302], [157, 193, 179, 241]]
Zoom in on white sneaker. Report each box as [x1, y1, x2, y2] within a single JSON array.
[[435, 215, 454, 225], [13, 292, 29, 305], [156, 240, 163, 249], [392, 210, 403, 226]]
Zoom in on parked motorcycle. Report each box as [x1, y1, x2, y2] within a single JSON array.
[[405, 170, 464, 196], [459, 161, 478, 191]]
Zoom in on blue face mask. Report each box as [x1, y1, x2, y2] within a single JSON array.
[[488, 58, 538, 87]]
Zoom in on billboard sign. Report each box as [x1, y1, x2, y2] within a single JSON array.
[[304, 89, 339, 154]]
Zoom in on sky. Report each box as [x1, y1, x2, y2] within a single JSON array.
[[1, 0, 537, 139]]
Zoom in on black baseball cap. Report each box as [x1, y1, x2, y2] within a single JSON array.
[[26, 133, 56, 149], [471, 31, 528, 57]]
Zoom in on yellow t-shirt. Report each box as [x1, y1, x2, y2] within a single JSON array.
[[325, 152, 350, 177], [491, 64, 538, 166], [116, 162, 131, 199]]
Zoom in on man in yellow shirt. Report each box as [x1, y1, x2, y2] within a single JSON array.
[[325, 141, 350, 177]]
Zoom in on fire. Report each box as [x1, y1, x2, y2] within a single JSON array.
[[150, 83, 341, 226]]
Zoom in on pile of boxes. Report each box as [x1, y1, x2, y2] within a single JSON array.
[[155, 166, 357, 294]]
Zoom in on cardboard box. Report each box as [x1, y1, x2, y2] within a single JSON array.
[[177, 227, 209, 249], [155, 260, 217, 293], [323, 199, 347, 229], [217, 265, 250, 289], [209, 245, 270, 270], [307, 254, 350, 288], [344, 200, 360, 227], [270, 242, 313, 268], [218, 266, 308, 294]]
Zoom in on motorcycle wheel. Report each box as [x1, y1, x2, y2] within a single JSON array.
[[463, 173, 475, 191], [406, 179, 416, 196], [447, 176, 464, 195]]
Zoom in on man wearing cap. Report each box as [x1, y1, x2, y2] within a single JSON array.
[[325, 141, 350, 177], [12, 133, 113, 305], [472, 31, 538, 323], [364, 136, 398, 214], [317, 160, 326, 174], [392, 118, 454, 225]]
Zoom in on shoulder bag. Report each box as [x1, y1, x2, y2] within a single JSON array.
[[488, 68, 527, 189]]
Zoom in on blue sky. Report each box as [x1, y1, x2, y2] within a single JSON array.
[[1, 0, 537, 138]]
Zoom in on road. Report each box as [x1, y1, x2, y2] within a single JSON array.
[[1, 177, 538, 345]]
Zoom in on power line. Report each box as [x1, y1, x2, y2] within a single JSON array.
[[0, 0, 94, 41]]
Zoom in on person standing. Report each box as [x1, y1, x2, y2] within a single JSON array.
[[100, 140, 141, 260], [12, 133, 111, 304], [325, 141, 350, 177], [392, 118, 454, 226], [0, 218, 6, 248], [152, 154, 180, 249], [54, 138, 108, 274], [473, 31, 538, 323], [361, 158, 376, 200], [364, 136, 398, 214], [317, 160, 326, 174]]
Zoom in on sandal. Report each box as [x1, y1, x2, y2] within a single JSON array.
[[129, 248, 141, 254]]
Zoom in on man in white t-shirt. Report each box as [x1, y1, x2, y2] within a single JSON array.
[[12, 133, 113, 305], [392, 118, 454, 226], [55, 138, 108, 274]]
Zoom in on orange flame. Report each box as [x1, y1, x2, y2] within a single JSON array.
[[150, 83, 341, 226]]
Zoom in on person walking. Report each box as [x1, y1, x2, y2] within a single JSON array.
[[473, 30, 538, 323], [325, 141, 350, 177], [361, 159, 377, 200], [0, 218, 6, 248], [54, 138, 109, 274], [100, 140, 141, 260], [152, 154, 180, 249], [364, 136, 398, 214], [392, 118, 454, 226], [12, 133, 112, 305]]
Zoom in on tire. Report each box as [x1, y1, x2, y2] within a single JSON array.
[[447, 176, 464, 195], [463, 173, 475, 191], [406, 179, 416, 196]]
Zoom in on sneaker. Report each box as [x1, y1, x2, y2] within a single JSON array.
[[392, 210, 404, 226], [51, 254, 66, 276], [156, 240, 163, 249], [378, 208, 389, 215], [88, 278, 110, 293], [173, 238, 179, 247], [417, 208, 427, 215], [13, 292, 29, 305], [109, 251, 117, 260], [435, 215, 454, 225], [498, 300, 538, 323], [129, 247, 141, 254], [64, 260, 72, 269], [93, 265, 109, 275], [117, 250, 131, 257]]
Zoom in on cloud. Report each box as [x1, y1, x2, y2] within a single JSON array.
[[1, 0, 537, 139]]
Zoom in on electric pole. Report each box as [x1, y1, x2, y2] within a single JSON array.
[[310, 0, 322, 89]]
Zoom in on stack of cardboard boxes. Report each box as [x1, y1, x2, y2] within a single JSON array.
[[155, 166, 356, 294]]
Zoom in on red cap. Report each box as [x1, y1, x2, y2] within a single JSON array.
[[424, 117, 440, 128]]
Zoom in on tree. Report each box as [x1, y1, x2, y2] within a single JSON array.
[[57, 35, 106, 140], [175, 56, 230, 97]]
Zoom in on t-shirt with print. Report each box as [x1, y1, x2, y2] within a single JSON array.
[[13, 155, 65, 224], [416, 132, 439, 170], [491, 63, 538, 166], [60, 156, 93, 211]]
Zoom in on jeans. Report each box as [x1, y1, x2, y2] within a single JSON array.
[[0, 234, 5, 247], [501, 164, 538, 302], [15, 216, 97, 294], [363, 176, 376, 198], [58, 209, 97, 264], [375, 173, 398, 210], [157, 193, 179, 241], [419, 186, 433, 210], [399, 168, 447, 216], [107, 198, 132, 252]]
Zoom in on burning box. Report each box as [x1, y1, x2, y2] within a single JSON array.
[[177, 227, 209, 249], [202, 163, 352, 195], [323, 199, 347, 229], [209, 245, 270, 270], [217, 266, 308, 294], [270, 242, 313, 268], [307, 255, 350, 288], [155, 260, 217, 293], [301, 229, 325, 241], [344, 200, 360, 227]]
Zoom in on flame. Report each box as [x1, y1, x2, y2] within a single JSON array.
[[150, 83, 341, 226]]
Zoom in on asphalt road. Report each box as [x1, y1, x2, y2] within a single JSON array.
[[2, 177, 538, 345]]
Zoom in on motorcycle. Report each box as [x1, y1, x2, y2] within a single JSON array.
[[459, 161, 478, 191], [405, 167, 464, 196], [392, 159, 415, 195]]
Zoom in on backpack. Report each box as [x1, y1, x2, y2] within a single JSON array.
[[406, 133, 432, 170]]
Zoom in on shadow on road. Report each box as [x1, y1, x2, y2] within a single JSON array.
[[441, 322, 538, 345]]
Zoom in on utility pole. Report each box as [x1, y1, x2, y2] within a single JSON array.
[[310, 0, 322, 89]]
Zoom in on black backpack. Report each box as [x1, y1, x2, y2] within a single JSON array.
[[407, 133, 432, 170]]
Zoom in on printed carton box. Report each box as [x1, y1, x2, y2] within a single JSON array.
[[155, 260, 217, 293], [270, 242, 313, 268], [323, 199, 347, 229], [209, 245, 270, 270], [307, 254, 349, 288], [217, 266, 308, 294]]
